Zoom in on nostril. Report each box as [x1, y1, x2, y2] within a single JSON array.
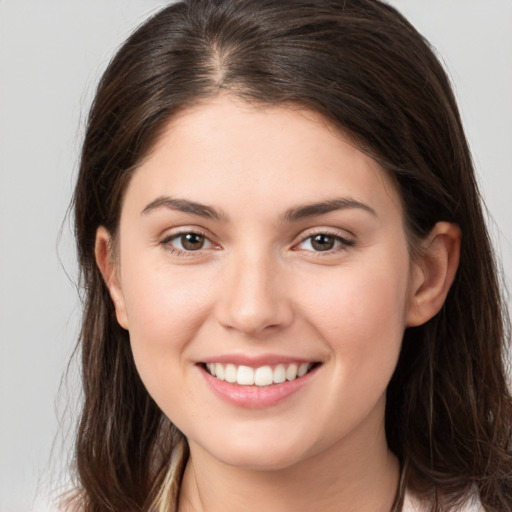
[[217, 300, 294, 336]]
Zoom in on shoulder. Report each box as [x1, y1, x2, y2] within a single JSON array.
[[402, 489, 484, 512]]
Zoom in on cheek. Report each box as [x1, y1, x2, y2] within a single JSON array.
[[119, 261, 214, 384], [121, 240, 216, 328], [291, 258, 411, 434], [296, 255, 411, 368]]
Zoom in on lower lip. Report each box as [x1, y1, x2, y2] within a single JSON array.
[[199, 365, 319, 409]]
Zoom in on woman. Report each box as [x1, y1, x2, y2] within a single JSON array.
[[68, 0, 512, 510]]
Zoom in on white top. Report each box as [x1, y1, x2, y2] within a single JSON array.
[[403, 490, 483, 511]]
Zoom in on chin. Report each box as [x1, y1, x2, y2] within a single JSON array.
[[190, 428, 318, 472], [216, 448, 306, 472]]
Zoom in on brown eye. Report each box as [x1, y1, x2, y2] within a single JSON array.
[[164, 232, 213, 252], [180, 233, 205, 250], [297, 232, 354, 253], [310, 234, 336, 251]]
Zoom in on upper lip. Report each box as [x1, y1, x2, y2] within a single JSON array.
[[199, 354, 320, 367]]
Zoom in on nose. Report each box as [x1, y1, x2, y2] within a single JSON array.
[[215, 250, 294, 337]]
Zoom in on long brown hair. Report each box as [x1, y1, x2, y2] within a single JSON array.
[[70, 1, 512, 510]]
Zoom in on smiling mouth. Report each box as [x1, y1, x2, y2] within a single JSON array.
[[201, 362, 321, 387]]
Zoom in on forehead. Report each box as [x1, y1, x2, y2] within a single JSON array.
[[124, 96, 403, 220]]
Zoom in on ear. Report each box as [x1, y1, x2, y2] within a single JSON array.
[[95, 226, 129, 329], [406, 222, 461, 327]]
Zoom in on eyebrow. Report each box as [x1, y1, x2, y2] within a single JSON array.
[[141, 196, 376, 223], [141, 196, 228, 221], [282, 198, 377, 222]]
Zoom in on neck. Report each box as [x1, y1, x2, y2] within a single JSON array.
[[178, 413, 399, 512]]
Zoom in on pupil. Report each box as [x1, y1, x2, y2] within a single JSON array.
[[312, 234, 334, 251], [182, 233, 204, 250]]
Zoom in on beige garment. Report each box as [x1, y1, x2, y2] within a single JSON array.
[[402, 490, 483, 512]]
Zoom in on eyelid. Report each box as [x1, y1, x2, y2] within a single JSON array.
[[160, 227, 220, 255], [293, 228, 355, 253], [157, 226, 355, 256]]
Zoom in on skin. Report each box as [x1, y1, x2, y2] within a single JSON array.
[[96, 96, 461, 512]]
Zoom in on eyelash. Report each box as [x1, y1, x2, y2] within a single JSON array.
[[160, 230, 355, 256], [294, 230, 355, 255], [160, 230, 215, 257]]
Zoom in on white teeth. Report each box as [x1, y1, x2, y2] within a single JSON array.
[[215, 363, 225, 380], [237, 365, 255, 385], [286, 363, 298, 381], [205, 362, 314, 386], [225, 363, 237, 383], [254, 366, 273, 386], [298, 363, 309, 377], [273, 364, 286, 383]]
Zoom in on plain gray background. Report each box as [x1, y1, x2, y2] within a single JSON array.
[[1, 1, 511, 511]]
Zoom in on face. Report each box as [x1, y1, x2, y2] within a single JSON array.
[[101, 96, 421, 471]]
